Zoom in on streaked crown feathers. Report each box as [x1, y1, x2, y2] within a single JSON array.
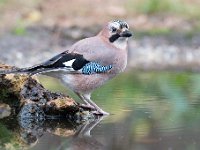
[[108, 20, 129, 32]]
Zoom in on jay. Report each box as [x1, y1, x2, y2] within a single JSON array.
[[1, 20, 132, 115]]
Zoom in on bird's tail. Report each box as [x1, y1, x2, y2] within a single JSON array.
[[0, 64, 47, 76], [0, 68, 32, 75]]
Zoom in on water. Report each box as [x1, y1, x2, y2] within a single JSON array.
[[1, 71, 200, 150]]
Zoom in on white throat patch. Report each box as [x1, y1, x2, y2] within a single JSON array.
[[113, 37, 128, 49]]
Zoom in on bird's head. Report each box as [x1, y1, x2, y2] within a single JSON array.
[[99, 20, 132, 49]]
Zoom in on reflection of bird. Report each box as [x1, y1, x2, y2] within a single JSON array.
[[1, 20, 132, 115], [58, 116, 106, 150]]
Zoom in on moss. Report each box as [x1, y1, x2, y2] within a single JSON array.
[[12, 26, 27, 36], [11, 19, 27, 36], [0, 124, 13, 145]]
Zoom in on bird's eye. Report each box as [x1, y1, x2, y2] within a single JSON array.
[[111, 27, 117, 32]]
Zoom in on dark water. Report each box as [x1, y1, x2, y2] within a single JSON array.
[[1, 71, 200, 150]]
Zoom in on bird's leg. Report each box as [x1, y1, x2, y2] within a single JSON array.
[[82, 94, 109, 115], [76, 93, 95, 110]]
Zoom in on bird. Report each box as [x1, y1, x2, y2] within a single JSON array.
[[0, 20, 132, 115]]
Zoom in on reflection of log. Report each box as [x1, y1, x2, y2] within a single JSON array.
[[0, 63, 94, 120], [0, 116, 104, 149]]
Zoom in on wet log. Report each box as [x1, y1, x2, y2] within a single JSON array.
[[0, 63, 94, 121]]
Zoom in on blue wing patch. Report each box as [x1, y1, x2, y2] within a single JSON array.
[[82, 62, 112, 75]]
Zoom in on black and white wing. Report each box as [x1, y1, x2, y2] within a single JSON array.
[[0, 50, 112, 75]]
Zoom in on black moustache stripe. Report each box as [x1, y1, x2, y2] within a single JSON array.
[[109, 34, 120, 43]]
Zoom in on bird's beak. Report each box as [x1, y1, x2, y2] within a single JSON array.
[[120, 30, 133, 37]]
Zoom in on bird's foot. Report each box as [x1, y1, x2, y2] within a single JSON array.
[[92, 110, 110, 116], [80, 104, 95, 110]]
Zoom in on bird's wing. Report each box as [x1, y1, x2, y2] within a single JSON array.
[[18, 50, 90, 75], [0, 50, 112, 75]]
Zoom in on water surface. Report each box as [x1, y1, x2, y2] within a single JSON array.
[[1, 71, 200, 150]]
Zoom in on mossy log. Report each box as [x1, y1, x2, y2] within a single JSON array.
[[0, 63, 100, 149], [0, 63, 94, 121]]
